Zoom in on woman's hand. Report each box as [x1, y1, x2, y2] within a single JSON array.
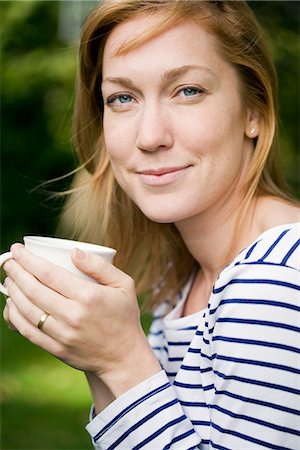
[[3, 244, 161, 397]]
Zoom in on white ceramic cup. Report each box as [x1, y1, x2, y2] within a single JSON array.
[[0, 236, 117, 296]]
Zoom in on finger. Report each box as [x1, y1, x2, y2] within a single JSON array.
[[5, 298, 62, 355], [9, 245, 88, 301], [3, 298, 18, 331], [5, 276, 44, 326], [4, 276, 63, 339], [4, 259, 69, 320], [72, 248, 134, 290]]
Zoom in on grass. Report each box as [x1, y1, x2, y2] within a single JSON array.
[[1, 310, 153, 450], [1, 323, 92, 450]]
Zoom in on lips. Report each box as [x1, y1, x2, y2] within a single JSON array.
[[137, 165, 191, 186], [139, 166, 189, 176]]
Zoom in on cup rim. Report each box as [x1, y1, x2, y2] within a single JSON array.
[[23, 235, 117, 254]]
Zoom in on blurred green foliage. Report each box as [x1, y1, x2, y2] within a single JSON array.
[[0, 1, 299, 449], [1, 323, 92, 449], [1, 1, 78, 253]]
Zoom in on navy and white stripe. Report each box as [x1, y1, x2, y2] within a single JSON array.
[[86, 222, 300, 449]]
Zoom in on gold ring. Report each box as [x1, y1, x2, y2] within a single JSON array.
[[37, 312, 50, 331]]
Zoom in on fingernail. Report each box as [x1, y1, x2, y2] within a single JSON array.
[[3, 260, 12, 271], [12, 249, 21, 259], [11, 243, 24, 259], [75, 248, 87, 260]]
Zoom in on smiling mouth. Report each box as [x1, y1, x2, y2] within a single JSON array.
[[139, 166, 190, 176], [137, 165, 191, 186]]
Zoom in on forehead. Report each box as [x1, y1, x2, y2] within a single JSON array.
[[102, 15, 228, 77]]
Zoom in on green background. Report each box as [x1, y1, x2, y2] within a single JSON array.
[[1, 1, 299, 449]]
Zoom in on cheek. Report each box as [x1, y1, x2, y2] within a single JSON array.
[[179, 121, 226, 159], [104, 128, 126, 167], [108, 156, 129, 191], [104, 134, 134, 193], [174, 104, 232, 152], [103, 114, 137, 164], [184, 107, 245, 159]]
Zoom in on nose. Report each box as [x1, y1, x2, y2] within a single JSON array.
[[136, 101, 173, 152]]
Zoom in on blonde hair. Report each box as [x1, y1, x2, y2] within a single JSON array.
[[59, 0, 294, 310]]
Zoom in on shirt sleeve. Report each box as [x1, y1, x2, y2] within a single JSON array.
[[202, 261, 300, 449], [86, 370, 202, 449]]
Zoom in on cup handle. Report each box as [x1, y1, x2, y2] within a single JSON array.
[[0, 252, 13, 296]]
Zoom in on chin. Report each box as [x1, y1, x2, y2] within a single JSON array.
[[139, 205, 186, 224]]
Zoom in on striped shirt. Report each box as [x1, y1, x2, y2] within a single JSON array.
[[86, 222, 300, 449]]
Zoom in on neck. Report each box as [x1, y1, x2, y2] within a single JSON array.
[[175, 192, 260, 285]]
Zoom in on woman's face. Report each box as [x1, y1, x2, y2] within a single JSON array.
[[102, 15, 257, 225]]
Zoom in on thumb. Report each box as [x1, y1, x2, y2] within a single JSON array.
[[72, 248, 129, 288]]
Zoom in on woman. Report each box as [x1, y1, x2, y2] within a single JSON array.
[[3, 1, 299, 448]]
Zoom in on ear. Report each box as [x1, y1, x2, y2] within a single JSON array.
[[245, 108, 260, 139]]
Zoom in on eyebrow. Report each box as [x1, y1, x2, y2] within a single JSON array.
[[102, 65, 216, 88], [102, 76, 136, 89], [161, 64, 215, 82]]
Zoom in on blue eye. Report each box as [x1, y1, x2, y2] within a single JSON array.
[[107, 94, 133, 105], [176, 86, 207, 100], [118, 95, 132, 103], [182, 87, 199, 96]]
